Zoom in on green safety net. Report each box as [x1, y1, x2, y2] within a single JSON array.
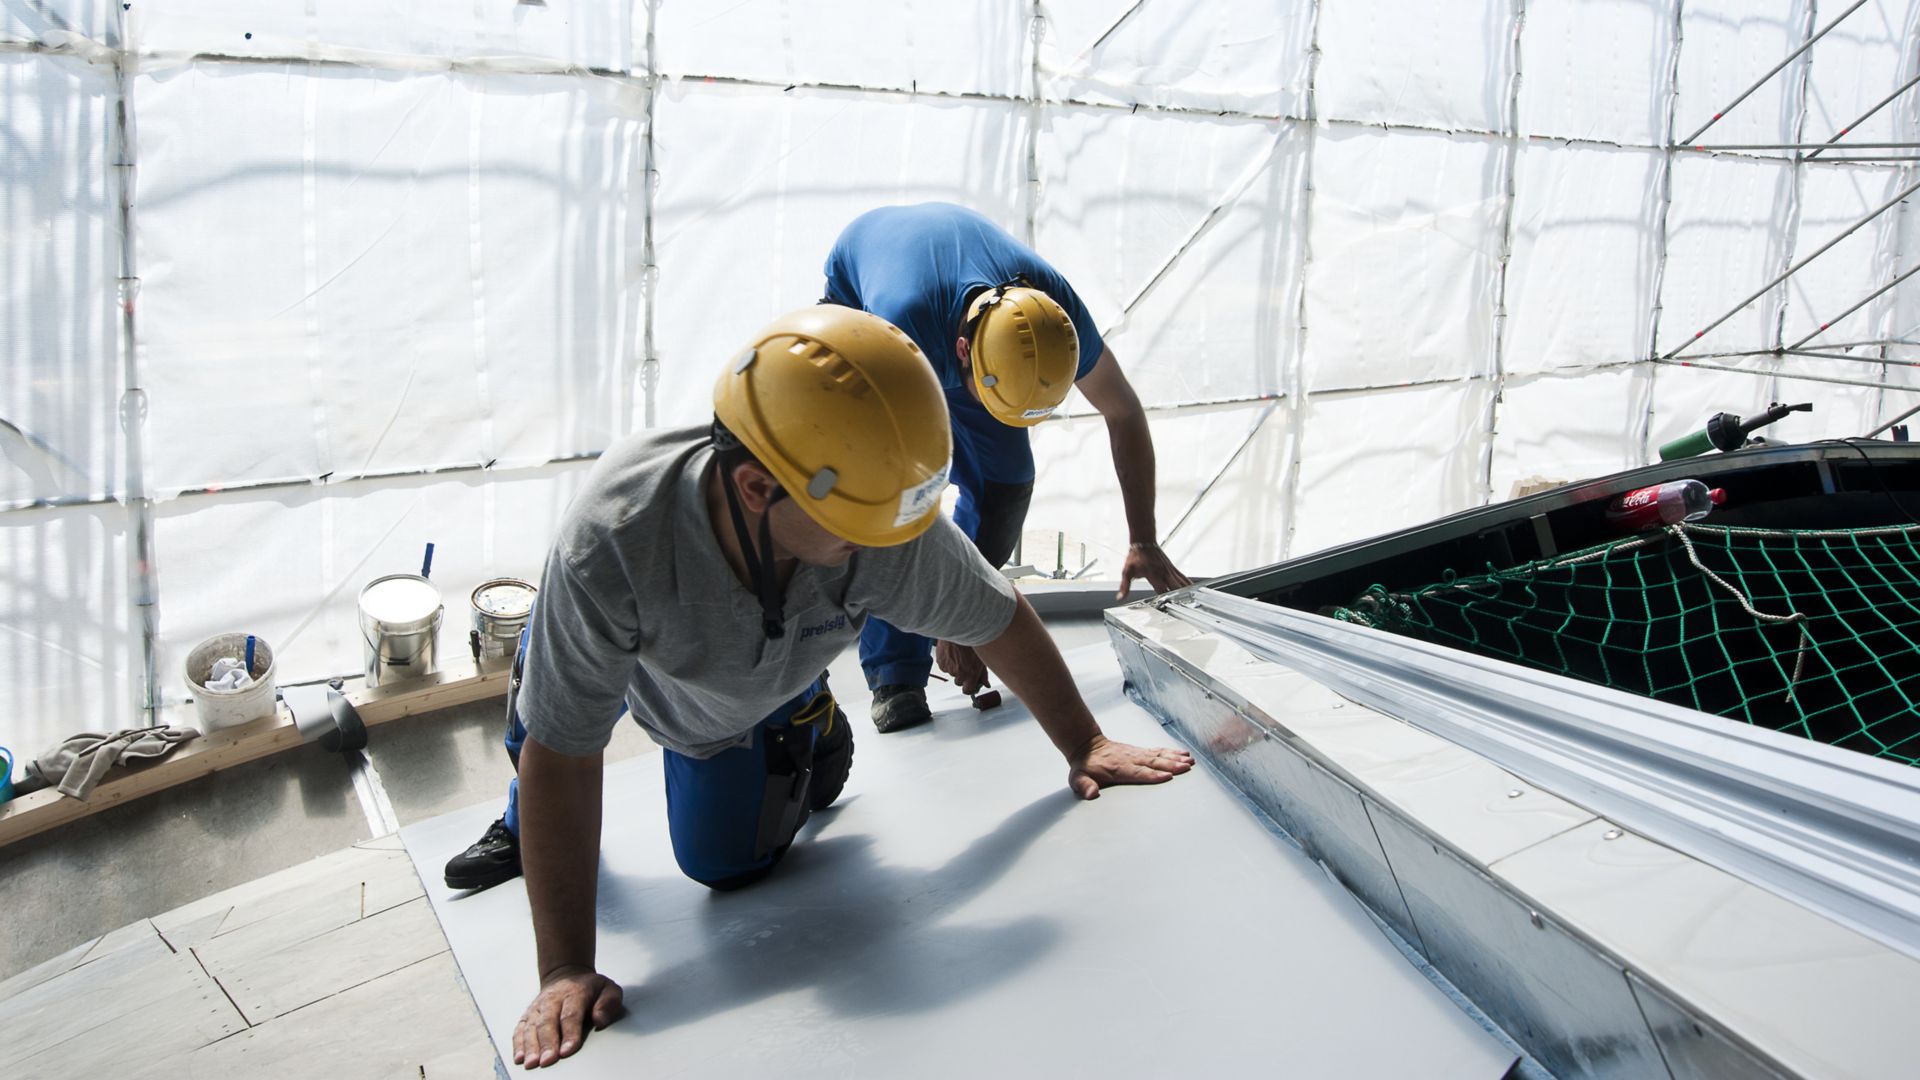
[[1326, 523, 1920, 765]]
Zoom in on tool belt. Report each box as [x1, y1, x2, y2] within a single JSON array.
[[752, 686, 836, 859]]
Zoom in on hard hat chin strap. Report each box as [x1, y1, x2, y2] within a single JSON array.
[[720, 471, 788, 641], [712, 422, 788, 640]]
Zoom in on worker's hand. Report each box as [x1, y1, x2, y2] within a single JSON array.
[[513, 966, 625, 1069], [1118, 542, 1193, 599], [1066, 733, 1194, 800], [936, 640, 990, 696]]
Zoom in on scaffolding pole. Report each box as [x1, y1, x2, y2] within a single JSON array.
[[1769, 0, 1819, 411], [103, 7, 159, 721], [1279, 0, 1325, 561], [1662, 177, 1920, 359], [1641, 0, 1690, 464], [1161, 403, 1280, 546], [1867, 400, 1920, 436], [1684, 141, 1920, 151], [639, 1, 660, 429], [1676, 0, 1866, 145], [1787, 349, 1920, 368], [1804, 73, 1920, 160], [1787, 263, 1920, 351], [1481, 0, 1527, 507], [1813, 337, 1920, 349], [1657, 357, 1915, 392]]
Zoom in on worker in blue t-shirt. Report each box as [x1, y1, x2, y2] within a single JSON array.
[[823, 202, 1192, 733]]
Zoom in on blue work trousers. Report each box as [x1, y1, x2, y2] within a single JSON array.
[[502, 632, 828, 888], [859, 388, 1035, 688]]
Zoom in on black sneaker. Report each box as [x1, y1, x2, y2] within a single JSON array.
[[810, 706, 854, 811], [870, 684, 932, 734], [444, 816, 522, 892]]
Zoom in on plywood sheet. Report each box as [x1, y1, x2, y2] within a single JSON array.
[[403, 643, 1515, 1077]]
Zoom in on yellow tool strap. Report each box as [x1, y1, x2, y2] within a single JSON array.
[[790, 688, 837, 736]]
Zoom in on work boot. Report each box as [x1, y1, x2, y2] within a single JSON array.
[[444, 816, 522, 892], [870, 684, 932, 734], [810, 705, 855, 811]]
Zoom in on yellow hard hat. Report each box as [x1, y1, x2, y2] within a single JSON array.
[[713, 306, 953, 547], [963, 277, 1080, 427]]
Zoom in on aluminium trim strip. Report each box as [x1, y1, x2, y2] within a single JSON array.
[[1154, 587, 1920, 962]]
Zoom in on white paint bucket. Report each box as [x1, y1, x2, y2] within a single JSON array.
[[184, 633, 279, 731], [470, 578, 537, 662], [358, 574, 443, 688]]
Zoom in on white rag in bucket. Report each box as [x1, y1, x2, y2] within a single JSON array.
[[206, 656, 255, 691]]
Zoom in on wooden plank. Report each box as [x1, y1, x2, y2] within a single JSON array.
[[350, 653, 511, 726], [0, 715, 307, 849], [0, 658, 508, 850]]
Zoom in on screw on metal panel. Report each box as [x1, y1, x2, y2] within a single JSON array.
[[1507, 789, 1523, 799], [1604, 828, 1624, 840], [1529, 911, 1544, 929]]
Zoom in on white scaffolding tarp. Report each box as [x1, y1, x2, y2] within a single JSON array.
[[6, 1, 1920, 757]]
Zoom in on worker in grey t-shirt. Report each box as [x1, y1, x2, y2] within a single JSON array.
[[503, 306, 1194, 1070]]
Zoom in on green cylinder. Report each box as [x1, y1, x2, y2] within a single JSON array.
[[1659, 428, 1717, 461]]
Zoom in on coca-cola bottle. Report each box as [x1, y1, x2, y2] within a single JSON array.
[[1605, 479, 1726, 532]]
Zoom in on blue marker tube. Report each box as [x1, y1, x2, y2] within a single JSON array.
[[421, 542, 436, 579]]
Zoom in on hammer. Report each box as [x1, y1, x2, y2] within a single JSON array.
[[929, 672, 1001, 710]]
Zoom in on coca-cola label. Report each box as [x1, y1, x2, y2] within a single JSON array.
[[1617, 486, 1659, 510]]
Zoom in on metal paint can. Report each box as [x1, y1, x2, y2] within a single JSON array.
[[470, 578, 537, 661], [358, 574, 444, 688]]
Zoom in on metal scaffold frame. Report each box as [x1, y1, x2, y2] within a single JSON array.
[[11, 3, 1920, 734], [1656, 0, 1920, 402]]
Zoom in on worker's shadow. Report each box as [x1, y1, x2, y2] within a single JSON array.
[[598, 790, 1076, 1036]]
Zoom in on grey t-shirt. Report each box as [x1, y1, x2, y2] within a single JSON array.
[[518, 426, 1019, 759]]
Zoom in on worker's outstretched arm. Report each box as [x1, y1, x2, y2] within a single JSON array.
[[512, 737, 625, 1069], [1073, 347, 1195, 599], [973, 591, 1194, 799]]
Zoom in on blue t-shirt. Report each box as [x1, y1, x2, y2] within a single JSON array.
[[822, 203, 1106, 392]]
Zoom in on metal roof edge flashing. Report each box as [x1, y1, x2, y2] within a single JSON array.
[[1106, 593, 1920, 1080], [1163, 588, 1920, 961]]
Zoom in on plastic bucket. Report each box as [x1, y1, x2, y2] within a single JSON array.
[[359, 573, 443, 688], [184, 633, 279, 730], [470, 578, 537, 662]]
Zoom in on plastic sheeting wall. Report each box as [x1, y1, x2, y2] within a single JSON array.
[[5, 1, 1920, 755]]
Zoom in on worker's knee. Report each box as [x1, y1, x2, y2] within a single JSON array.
[[661, 681, 828, 892], [969, 479, 1034, 569], [675, 846, 786, 892]]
